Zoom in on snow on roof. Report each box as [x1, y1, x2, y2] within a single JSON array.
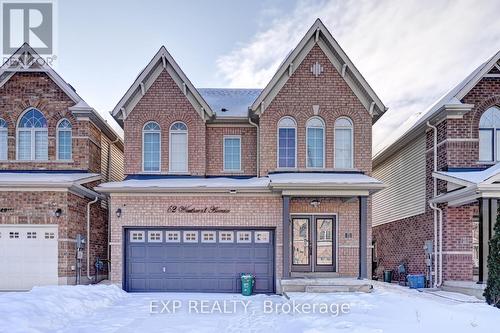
[[0, 172, 100, 185], [435, 163, 500, 185], [268, 172, 383, 185], [98, 177, 270, 190], [198, 88, 261, 118], [374, 50, 500, 160]]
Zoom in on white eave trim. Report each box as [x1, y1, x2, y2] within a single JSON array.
[[111, 46, 213, 122], [250, 19, 386, 118], [432, 171, 475, 187]]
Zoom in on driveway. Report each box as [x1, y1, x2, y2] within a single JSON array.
[[0, 283, 497, 333]]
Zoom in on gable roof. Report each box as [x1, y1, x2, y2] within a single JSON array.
[[198, 88, 261, 119], [373, 49, 500, 166], [0, 43, 124, 147], [250, 18, 387, 121], [112, 46, 214, 123]]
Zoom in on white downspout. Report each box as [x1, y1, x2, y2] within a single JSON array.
[[427, 121, 441, 288], [249, 116, 260, 177], [87, 196, 99, 282]]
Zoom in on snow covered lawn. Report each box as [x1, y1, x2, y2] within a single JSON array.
[[0, 283, 497, 333]]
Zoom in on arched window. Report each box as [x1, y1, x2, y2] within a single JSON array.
[[142, 121, 161, 172], [306, 117, 325, 168], [17, 108, 48, 160], [334, 117, 353, 168], [57, 119, 72, 160], [0, 118, 7, 160], [169, 122, 188, 172], [277, 117, 297, 168], [479, 106, 500, 161]]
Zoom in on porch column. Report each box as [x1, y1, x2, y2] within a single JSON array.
[[282, 195, 291, 278], [478, 198, 491, 283], [358, 196, 368, 279]]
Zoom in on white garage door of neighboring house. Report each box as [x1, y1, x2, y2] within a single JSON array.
[[0, 225, 58, 291]]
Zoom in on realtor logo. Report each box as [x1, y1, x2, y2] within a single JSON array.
[[1, 0, 56, 55]]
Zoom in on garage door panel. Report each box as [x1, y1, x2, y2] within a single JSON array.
[[126, 229, 274, 293], [147, 246, 165, 259], [129, 246, 146, 258], [0, 225, 58, 291]]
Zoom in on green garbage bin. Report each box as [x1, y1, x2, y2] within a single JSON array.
[[241, 273, 255, 296], [383, 270, 392, 283]]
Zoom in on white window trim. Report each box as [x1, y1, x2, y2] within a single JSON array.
[[478, 107, 500, 162], [334, 117, 354, 169], [305, 116, 326, 169], [147, 230, 163, 243], [165, 231, 181, 243], [169, 122, 188, 173], [0, 118, 7, 161], [56, 118, 72, 161], [237, 231, 252, 243], [223, 135, 242, 172], [201, 231, 217, 243], [142, 121, 161, 173], [16, 108, 48, 161], [183, 230, 198, 243], [129, 231, 145, 242], [276, 116, 297, 169], [255, 231, 270, 243], [219, 231, 234, 243]]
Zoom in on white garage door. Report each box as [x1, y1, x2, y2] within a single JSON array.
[[0, 225, 58, 291]]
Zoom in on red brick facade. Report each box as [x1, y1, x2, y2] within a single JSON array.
[[374, 75, 500, 282], [124, 71, 206, 176], [259, 45, 372, 176], [0, 71, 123, 286], [108, 40, 378, 290]]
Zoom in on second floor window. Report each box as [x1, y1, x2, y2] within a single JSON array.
[[57, 119, 72, 160], [224, 136, 241, 171], [17, 108, 48, 161], [0, 118, 7, 160], [143, 121, 161, 172], [479, 106, 500, 162], [334, 117, 353, 169], [278, 116, 296, 168], [306, 117, 325, 168], [169, 122, 188, 173]]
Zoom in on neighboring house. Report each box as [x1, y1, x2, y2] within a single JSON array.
[[0, 44, 124, 290], [372, 50, 500, 294], [98, 19, 386, 293]]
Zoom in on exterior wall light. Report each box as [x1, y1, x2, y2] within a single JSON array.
[[55, 208, 62, 218], [116, 208, 122, 218], [310, 199, 321, 208]]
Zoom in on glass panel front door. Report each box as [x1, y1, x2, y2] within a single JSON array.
[[292, 218, 311, 271], [291, 216, 336, 272], [314, 218, 335, 271]]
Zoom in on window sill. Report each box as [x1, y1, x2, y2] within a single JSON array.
[[222, 170, 244, 174], [477, 161, 496, 165], [7, 159, 74, 163]]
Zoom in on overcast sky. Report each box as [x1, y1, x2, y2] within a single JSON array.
[[54, 0, 500, 149]]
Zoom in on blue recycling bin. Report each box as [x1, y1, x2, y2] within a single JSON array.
[[407, 274, 425, 289]]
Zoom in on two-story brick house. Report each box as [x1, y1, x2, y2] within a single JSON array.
[[98, 19, 386, 293], [0, 44, 124, 290], [373, 50, 500, 296]]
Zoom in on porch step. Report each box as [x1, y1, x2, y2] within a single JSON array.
[[305, 284, 372, 293], [280, 277, 373, 293], [291, 272, 341, 278]]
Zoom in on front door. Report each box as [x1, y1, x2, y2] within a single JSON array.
[[291, 216, 336, 272]]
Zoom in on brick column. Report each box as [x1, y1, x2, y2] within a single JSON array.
[[359, 196, 368, 279], [282, 195, 290, 278]]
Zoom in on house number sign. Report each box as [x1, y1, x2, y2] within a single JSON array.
[[166, 205, 230, 214]]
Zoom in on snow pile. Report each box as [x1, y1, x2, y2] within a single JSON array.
[[0, 285, 126, 333]]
